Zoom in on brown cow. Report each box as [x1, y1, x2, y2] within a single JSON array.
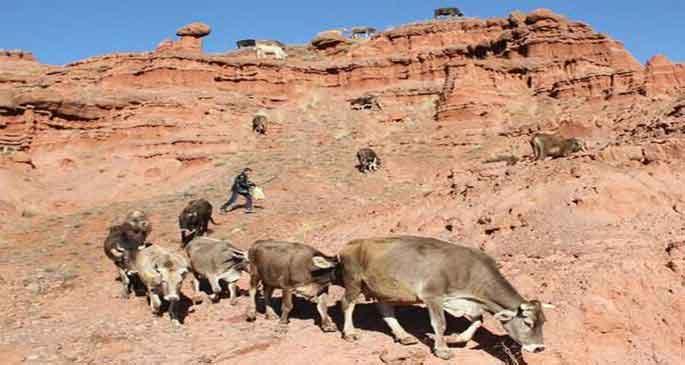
[[339, 236, 552, 360], [183, 236, 248, 305], [245, 240, 338, 333], [530, 133, 584, 161], [103, 210, 152, 297], [178, 199, 217, 244]]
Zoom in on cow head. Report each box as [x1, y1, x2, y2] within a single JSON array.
[[310, 255, 340, 285], [121, 210, 151, 245], [568, 138, 585, 153], [494, 300, 550, 353], [179, 211, 200, 245], [154, 258, 189, 302]]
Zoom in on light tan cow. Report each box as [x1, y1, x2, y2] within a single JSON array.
[[339, 236, 552, 360], [131, 244, 190, 325]]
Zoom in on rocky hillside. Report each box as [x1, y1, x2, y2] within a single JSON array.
[[0, 9, 684, 365]]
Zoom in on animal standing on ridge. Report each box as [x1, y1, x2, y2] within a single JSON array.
[[530, 133, 585, 160]]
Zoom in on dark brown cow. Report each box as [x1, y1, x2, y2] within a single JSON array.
[[179, 199, 217, 244], [252, 114, 267, 135], [356, 147, 381, 173], [245, 240, 338, 333], [339, 236, 552, 360], [103, 210, 152, 297]]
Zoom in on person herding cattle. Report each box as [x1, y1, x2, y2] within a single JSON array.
[[220, 168, 257, 214]]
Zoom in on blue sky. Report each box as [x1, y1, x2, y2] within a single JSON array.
[[1, 1, 683, 65]]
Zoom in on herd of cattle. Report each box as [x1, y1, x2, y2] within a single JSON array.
[[104, 198, 554, 360], [100, 121, 587, 359]]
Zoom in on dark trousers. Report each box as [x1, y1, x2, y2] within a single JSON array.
[[221, 191, 253, 212]]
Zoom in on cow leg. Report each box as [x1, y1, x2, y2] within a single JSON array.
[[149, 290, 162, 315], [263, 285, 278, 320], [425, 299, 453, 360], [168, 299, 181, 326], [376, 303, 418, 345], [316, 291, 336, 332], [208, 275, 222, 302], [246, 271, 260, 321], [118, 268, 131, 298], [227, 281, 239, 306], [190, 272, 203, 305], [341, 286, 361, 341], [447, 319, 482, 344], [277, 289, 293, 333], [279, 288, 295, 323]]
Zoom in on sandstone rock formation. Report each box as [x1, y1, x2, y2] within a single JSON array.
[[176, 22, 211, 38], [156, 22, 212, 54], [310, 30, 351, 54]]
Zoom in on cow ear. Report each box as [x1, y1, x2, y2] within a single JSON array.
[[311, 256, 335, 269], [494, 309, 517, 322]]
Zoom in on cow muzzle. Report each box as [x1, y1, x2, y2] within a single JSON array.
[[522, 344, 545, 353], [164, 294, 180, 302]]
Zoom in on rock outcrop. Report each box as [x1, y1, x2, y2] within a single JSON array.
[[310, 30, 351, 55], [156, 22, 212, 54], [644, 54, 685, 95]]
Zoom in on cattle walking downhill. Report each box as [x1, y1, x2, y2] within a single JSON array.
[[339, 236, 550, 360], [183, 236, 248, 305], [245, 240, 339, 333]]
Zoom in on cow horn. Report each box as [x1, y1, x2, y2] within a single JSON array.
[[542, 303, 556, 309]]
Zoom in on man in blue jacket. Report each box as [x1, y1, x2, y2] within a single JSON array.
[[220, 168, 256, 214]]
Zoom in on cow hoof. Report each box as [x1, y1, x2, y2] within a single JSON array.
[[343, 332, 360, 342], [246, 311, 257, 322], [397, 336, 419, 345], [209, 294, 220, 303], [192, 296, 204, 305], [276, 324, 289, 334], [321, 322, 337, 333], [265, 313, 278, 320], [171, 319, 182, 327], [433, 348, 453, 360]]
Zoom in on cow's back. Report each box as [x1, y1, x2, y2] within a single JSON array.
[[134, 245, 186, 285], [340, 236, 503, 303], [249, 240, 319, 288], [187, 237, 240, 274]]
